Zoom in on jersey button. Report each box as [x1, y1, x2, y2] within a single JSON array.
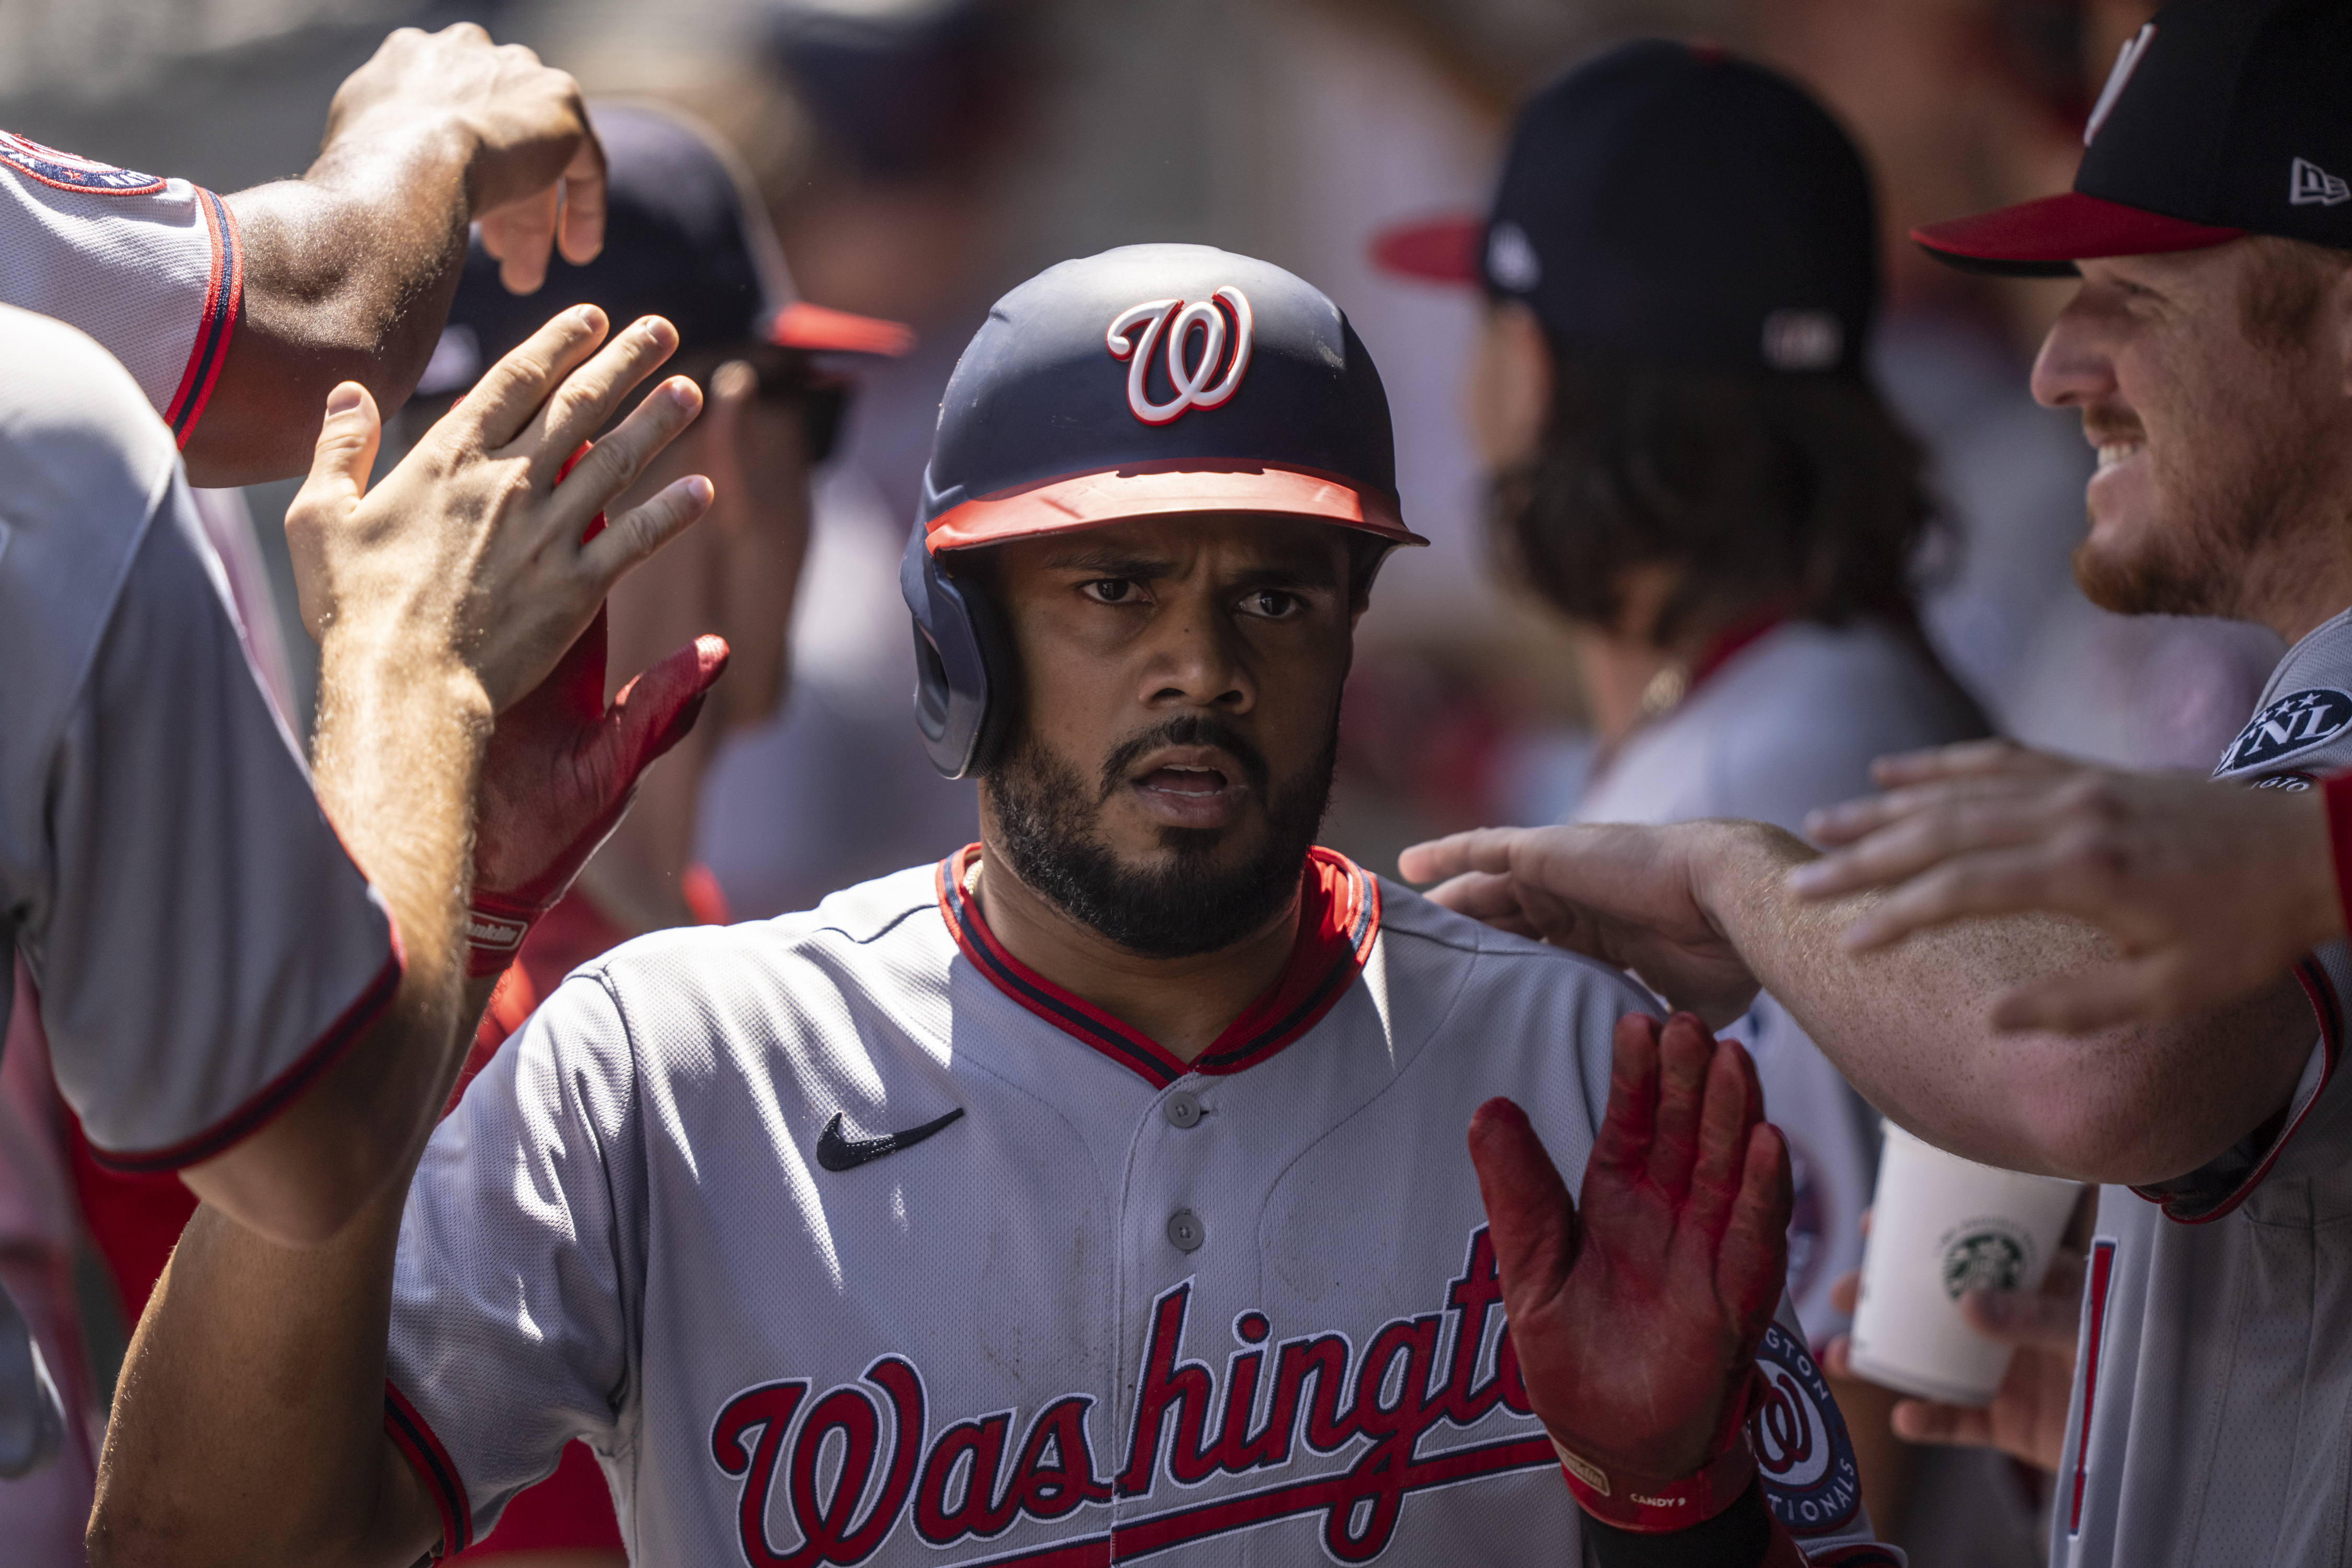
[[1164, 1091, 1203, 1129], [1166, 1209, 1205, 1252]]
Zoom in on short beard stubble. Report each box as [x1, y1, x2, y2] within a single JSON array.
[[986, 711, 1339, 960]]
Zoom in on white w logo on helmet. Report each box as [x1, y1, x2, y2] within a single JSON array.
[[1105, 287, 1253, 425]]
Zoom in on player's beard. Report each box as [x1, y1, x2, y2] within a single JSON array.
[[2071, 396, 2335, 621], [986, 711, 1338, 959]]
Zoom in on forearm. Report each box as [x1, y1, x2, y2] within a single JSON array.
[[196, 126, 475, 485], [1694, 823, 2315, 1183], [181, 639, 489, 1242], [91, 1192, 432, 1568]]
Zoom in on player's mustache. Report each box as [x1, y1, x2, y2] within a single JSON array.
[[2083, 409, 2147, 447], [1098, 715, 1272, 801]]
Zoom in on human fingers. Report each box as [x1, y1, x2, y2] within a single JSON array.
[[1888, 1398, 1997, 1448], [1398, 826, 1530, 885], [554, 374, 705, 549], [1420, 869, 1534, 925], [556, 133, 606, 266], [524, 316, 686, 479], [1589, 1014, 1663, 1183], [1795, 778, 2066, 889], [1958, 1286, 2082, 1350], [455, 305, 610, 452], [1825, 818, 2130, 949], [609, 636, 732, 773], [1467, 1098, 1579, 1302], [1681, 1029, 1755, 1244], [577, 476, 717, 603], [1827, 1269, 1859, 1318], [1644, 1013, 1713, 1202], [1867, 738, 2072, 789], [1985, 959, 2177, 1035], [284, 383, 383, 638], [479, 184, 561, 294], [1717, 1121, 1791, 1336]]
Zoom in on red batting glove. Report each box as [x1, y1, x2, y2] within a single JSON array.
[[464, 610, 730, 975], [1469, 1012, 1793, 1536]]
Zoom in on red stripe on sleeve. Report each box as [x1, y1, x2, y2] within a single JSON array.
[[2067, 1238, 2118, 1538], [161, 187, 241, 444], [384, 1378, 476, 1555]]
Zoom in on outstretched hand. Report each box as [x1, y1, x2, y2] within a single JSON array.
[[286, 307, 712, 717], [467, 608, 729, 974], [1403, 824, 1768, 1027], [1469, 1012, 1791, 1504], [1788, 739, 2339, 1032], [324, 22, 606, 293]]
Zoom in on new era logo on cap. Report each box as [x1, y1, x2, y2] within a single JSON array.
[[2291, 157, 2350, 207], [2083, 23, 2154, 147]]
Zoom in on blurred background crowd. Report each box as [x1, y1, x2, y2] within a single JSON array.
[[0, 0, 2284, 1561]]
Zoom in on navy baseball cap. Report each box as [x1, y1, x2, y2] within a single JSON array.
[[418, 100, 911, 397], [915, 243, 1422, 553], [1915, 0, 2352, 275], [1372, 40, 1878, 375]]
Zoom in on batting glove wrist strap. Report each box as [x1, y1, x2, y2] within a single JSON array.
[[1553, 1367, 1763, 1535], [1555, 1432, 1757, 1534], [464, 891, 551, 978]]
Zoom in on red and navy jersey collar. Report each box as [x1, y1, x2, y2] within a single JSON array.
[[934, 845, 1380, 1089]]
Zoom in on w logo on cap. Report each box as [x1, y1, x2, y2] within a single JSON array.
[[1106, 289, 1253, 425], [2291, 157, 2350, 207]]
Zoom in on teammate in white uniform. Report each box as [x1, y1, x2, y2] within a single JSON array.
[[98, 246, 1899, 1568], [0, 26, 701, 1487], [1402, 4, 2352, 1563]]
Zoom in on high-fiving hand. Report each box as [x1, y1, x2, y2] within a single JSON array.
[[1402, 824, 1770, 1027], [1469, 1012, 1792, 1530]]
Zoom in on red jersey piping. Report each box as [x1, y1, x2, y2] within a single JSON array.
[[385, 1378, 475, 1555], [162, 186, 241, 447], [84, 932, 403, 1175], [935, 846, 1379, 1089]]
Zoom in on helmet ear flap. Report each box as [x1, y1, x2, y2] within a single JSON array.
[[901, 524, 1013, 779]]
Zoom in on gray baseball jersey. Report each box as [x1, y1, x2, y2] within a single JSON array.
[[1573, 616, 1985, 1341], [382, 849, 1897, 1564], [0, 133, 239, 444], [0, 304, 396, 1167], [2050, 605, 2352, 1565]]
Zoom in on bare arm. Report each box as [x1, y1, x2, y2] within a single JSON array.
[[1401, 821, 2317, 1186], [187, 24, 606, 486], [1786, 739, 2342, 1031], [175, 307, 710, 1247], [90, 1192, 437, 1568]]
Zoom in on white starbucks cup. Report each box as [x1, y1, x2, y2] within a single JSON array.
[[1846, 1120, 2082, 1408]]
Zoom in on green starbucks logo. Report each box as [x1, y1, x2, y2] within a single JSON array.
[[1940, 1228, 2028, 1299]]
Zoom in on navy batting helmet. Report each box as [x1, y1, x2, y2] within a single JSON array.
[[900, 242, 1422, 778]]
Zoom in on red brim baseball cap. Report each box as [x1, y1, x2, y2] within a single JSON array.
[[1911, 192, 2243, 278], [923, 458, 1420, 553], [1368, 215, 1483, 286], [769, 299, 917, 356], [1913, 3, 2352, 278]]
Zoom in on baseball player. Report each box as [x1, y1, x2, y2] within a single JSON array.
[[1401, 3, 2352, 1563], [414, 100, 906, 1564], [95, 245, 1898, 1568], [1, 21, 606, 487], [1374, 36, 1986, 1357]]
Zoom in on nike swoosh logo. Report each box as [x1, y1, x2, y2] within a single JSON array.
[[815, 1108, 966, 1172]]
